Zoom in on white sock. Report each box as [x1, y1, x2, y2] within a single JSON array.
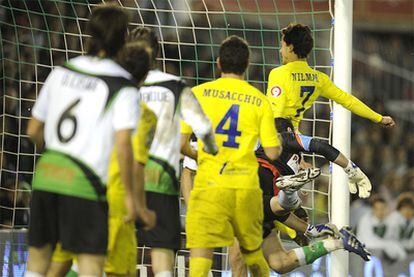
[[24, 272, 46, 277], [278, 191, 301, 211], [323, 238, 342, 252], [155, 271, 173, 277], [293, 248, 306, 266]]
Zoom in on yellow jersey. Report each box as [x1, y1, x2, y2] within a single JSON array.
[[107, 103, 157, 217], [181, 77, 280, 189], [266, 61, 382, 129]]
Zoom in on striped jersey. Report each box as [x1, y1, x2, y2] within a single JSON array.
[[31, 56, 140, 201], [139, 70, 188, 195]]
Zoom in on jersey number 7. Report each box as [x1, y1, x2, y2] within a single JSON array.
[[215, 104, 242, 148], [295, 86, 315, 118]]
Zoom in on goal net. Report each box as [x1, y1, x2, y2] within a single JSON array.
[[0, 0, 334, 275]]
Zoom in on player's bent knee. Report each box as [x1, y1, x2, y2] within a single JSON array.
[[267, 256, 285, 274], [267, 251, 295, 274]]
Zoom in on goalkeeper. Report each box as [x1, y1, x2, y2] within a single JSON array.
[[257, 118, 372, 222]]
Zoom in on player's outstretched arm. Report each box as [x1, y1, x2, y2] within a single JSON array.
[[180, 88, 218, 155], [132, 161, 156, 230], [181, 167, 196, 206], [261, 98, 283, 160], [115, 129, 137, 223], [379, 116, 396, 127], [321, 74, 395, 128], [131, 103, 157, 229], [311, 137, 372, 198]]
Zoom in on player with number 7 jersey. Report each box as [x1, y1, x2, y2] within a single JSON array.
[[267, 23, 395, 131], [181, 36, 282, 277]]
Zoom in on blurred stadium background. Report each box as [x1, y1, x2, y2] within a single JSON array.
[[0, 0, 413, 276]]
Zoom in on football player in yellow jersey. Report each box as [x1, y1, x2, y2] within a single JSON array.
[[46, 43, 156, 277], [267, 23, 395, 130], [182, 36, 282, 277], [266, 23, 395, 199]]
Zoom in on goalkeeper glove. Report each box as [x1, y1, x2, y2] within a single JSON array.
[[344, 161, 372, 198], [305, 223, 339, 238]]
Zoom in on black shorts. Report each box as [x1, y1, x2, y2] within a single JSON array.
[[28, 190, 108, 254], [137, 191, 181, 250], [259, 165, 276, 197]]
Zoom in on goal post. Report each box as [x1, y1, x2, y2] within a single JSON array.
[[331, 0, 353, 276]]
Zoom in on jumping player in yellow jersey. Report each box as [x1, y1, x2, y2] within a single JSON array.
[[46, 43, 157, 277], [266, 23, 395, 198], [267, 23, 395, 130], [182, 36, 282, 277]]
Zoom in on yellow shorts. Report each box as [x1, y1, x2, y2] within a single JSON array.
[[104, 216, 137, 275], [52, 242, 75, 262], [186, 186, 264, 251]]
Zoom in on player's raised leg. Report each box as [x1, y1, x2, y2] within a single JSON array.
[[262, 226, 370, 274], [275, 167, 321, 192]]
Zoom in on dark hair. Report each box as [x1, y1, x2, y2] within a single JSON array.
[[85, 4, 129, 58], [282, 23, 313, 58], [219, 35, 249, 75], [127, 27, 159, 63], [118, 42, 151, 85], [275, 118, 295, 133], [396, 192, 414, 211], [370, 195, 386, 207]]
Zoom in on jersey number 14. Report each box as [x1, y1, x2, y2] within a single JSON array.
[[215, 104, 242, 148]]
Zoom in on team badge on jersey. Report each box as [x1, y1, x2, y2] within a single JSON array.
[[270, 86, 282, 97]]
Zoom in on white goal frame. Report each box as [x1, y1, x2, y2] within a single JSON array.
[[332, 0, 353, 276]]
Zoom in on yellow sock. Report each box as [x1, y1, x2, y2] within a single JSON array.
[[275, 220, 297, 239], [242, 248, 270, 277], [189, 257, 212, 277]]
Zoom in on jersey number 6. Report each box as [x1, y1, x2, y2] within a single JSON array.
[[215, 104, 242, 148], [57, 98, 80, 143]]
